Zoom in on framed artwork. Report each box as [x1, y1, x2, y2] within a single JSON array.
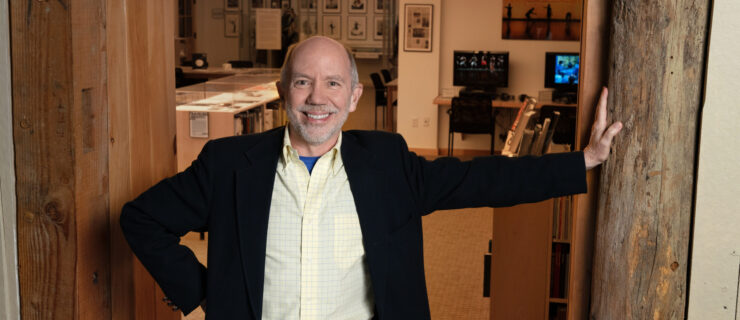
[[300, 0, 318, 12], [347, 16, 366, 40], [375, 0, 384, 13], [323, 15, 341, 39], [348, 0, 367, 13], [300, 15, 318, 40], [224, 12, 241, 37], [373, 16, 384, 40], [323, 0, 340, 13], [404, 4, 433, 52], [501, 0, 582, 41], [225, 0, 241, 10]]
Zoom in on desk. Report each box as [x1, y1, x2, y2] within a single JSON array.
[[385, 79, 398, 132]]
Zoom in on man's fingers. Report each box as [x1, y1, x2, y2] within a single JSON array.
[[596, 87, 609, 125], [601, 121, 623, 146]]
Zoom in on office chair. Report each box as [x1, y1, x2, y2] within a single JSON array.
[[448, 96, 495, 157], [228, 60, 254, 68], [381, 69, 393, 83], [370, 72, 388, 129]]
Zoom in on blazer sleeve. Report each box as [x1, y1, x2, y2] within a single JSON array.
[[119, 141, 215, 314], [398, 138, 587, 214]]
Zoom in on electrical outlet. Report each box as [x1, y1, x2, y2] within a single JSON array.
[[423, 117, 430, 127], [412, 118, 419, 127]]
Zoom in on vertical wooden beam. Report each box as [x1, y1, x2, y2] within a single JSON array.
[[11, 0, 111, 319], [107, 0, 179, 319], [590, 0, 709, 319]]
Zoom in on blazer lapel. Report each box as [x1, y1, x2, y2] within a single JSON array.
[[341, 132, 392, 318], [234, 128, 282, 319]]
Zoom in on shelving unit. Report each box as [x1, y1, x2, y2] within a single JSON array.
[[491, 196, 576, 320]]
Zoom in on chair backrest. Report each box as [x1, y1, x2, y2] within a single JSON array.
[[370, 73, 387, 106], [380, 69, 392, 83], [449, 97, 494, 134]]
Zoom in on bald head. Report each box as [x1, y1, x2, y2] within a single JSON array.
[[280, 36, 359, 89]]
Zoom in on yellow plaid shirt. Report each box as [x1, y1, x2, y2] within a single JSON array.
[[261, 127, 374, 319]]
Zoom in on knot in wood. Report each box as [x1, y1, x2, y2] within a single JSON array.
[[44, 201, 64, 223], [670, 261, 679, 271]]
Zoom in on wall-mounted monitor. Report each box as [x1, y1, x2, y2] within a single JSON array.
[[453, 51, 509, 91], [544, 52, 579, 92]]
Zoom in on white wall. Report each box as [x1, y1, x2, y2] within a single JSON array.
[[397, 0, 442, 151], [0, 0, 20, 318], [397, 0, 580, 152], [687, 1, 740, 319]]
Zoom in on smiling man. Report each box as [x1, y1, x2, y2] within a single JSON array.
[[120, 36, 622, 319]]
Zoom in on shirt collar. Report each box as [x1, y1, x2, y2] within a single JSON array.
[[281, 126, 344, 175]]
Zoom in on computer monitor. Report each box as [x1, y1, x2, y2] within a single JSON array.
[[544, 52, 579, 92], [453, 51, 509, 92]]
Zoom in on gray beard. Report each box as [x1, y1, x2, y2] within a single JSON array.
[[286, 103, 349, 146]]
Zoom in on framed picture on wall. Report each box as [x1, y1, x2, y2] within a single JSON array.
[[224, 12, 241, 37], [323, 15, 341, 39], [299, 15, 318, 40], [225, 0, 241, 11], [404, 4, 433, 52], [373, 16, 384, 40], [348, 0, 367, 13], [323, 0, 340, 13], [347, 16, 366, 40], [375, 0, 384, 13]]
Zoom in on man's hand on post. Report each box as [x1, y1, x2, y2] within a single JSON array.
[[583, 87, 623, 170]]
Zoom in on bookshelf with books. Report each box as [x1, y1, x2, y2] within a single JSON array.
[[491, 103, 579, 320]]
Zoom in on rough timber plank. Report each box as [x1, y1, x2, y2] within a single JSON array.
[[590, 0, 709, 319]]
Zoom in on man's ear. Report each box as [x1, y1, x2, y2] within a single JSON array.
[[349, 83, 363, 112]]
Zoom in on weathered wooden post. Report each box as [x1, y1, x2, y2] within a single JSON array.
[[590, 0, 710, 319]]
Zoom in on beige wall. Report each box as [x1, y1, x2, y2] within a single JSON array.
[[193, 0, 243, 66], [397, 0, 580, 151], [687, 1, 740, 319], [397, 0, 442, 151], [0, 0, 20, 318]]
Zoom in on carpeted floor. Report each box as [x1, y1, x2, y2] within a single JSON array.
[[180, 207, 492, 320]]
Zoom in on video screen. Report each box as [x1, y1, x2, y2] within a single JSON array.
[[553, 55, 579, 85], [453, 51, 508, 89]]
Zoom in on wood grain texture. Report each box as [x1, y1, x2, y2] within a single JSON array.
[[107, 0, 179, 319], [590, 1, 709, 319], [11, 0, 77, 318], [12, 0, 113, 318]]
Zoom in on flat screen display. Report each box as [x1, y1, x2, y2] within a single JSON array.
[[453, 51, 509, 89], [545, 52, 579, 91]]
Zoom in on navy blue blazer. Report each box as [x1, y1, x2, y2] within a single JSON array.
[[120, 127, 587, 319]]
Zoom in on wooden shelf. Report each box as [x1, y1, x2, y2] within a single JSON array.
[[552, 239, 571, 244]]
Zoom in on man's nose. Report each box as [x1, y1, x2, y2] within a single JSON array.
[[306, 84, 328, 105]]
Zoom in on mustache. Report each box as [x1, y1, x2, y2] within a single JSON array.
[[294, 104, 339, 114]]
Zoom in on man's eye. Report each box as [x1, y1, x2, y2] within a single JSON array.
[[294, 80, 309, 87], [328, 81, 340, 87]]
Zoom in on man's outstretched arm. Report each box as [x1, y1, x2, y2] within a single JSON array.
[[584, 87, 623, 170]]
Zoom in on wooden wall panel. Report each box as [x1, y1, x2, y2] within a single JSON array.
[[107, 0, 179, 319], [590, 0, 709, 318]]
